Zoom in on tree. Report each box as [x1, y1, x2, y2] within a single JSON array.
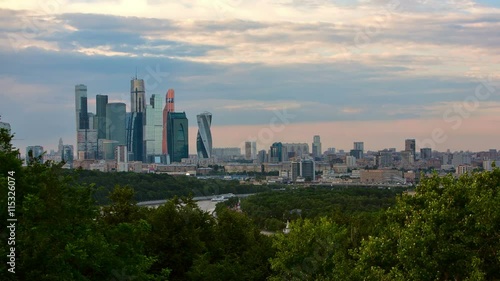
[[269, 218, 355, 281], [356, 171, 500, 280]]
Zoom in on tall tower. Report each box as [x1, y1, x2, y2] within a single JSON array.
[[162, 89, 175, 155], [75, 84, 88, 130], [96, 94, 108, 140], [405, 139, 416, 160], [144, 94, 165, 163], [167, 111, 188, 163], [130, 78, 145, 113], [312, 135, 322, 159], [196, 112, 212, 159], [106, 103, 127, 145]]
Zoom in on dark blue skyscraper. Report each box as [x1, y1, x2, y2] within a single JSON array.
[[167, 112, 188, 163]]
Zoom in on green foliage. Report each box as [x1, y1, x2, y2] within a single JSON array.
[[269, 218, 354, 281], [66, 169, 270, 204], [356, 172, 500, 280], [188, 208, 275, 281]]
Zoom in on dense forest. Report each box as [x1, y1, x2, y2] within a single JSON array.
[[1, 128, 499, 280], [66, 169, 272, 204]]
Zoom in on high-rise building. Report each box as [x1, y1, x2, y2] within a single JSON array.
[[106, 103, 126, 145], [270, 142, 284, 163], [95, 94, 108, 140], [144, 94, 166, 163], [130, 78, 146, 113], [350, 149, 363, 160], [26, 145, 44, 164], [162, 89, 175, 155], [126, 112, 143, 161], [61, 144, 74, 166], [244, 141, 257, 160], [212, 147, 241, 159], [116, 145, 128, 172], [167, 112, 188, 163], [75, 84, 88, 130], [290, 161, 301, 182], [312, 135, 322, 159], [420, 148, 432, 160], [257, 149, 267, 163], [75, 84, 95, 160], [354, 142, 364, 151], [196, 112, 212, 159], [300, 159, 316, 181], [405, 139, 416, 160]]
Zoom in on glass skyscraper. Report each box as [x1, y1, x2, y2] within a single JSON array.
[[196, 112, 212, 159], [144, 94, 165, 163], [167, 112, 188, 163], [95, 94, 108, 140], [106, 103, 126, 145]]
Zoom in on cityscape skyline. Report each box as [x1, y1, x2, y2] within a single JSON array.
[[0, 0, 499, 153]]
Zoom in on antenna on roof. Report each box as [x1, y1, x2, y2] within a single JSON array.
[[135, 67, 138, 79]]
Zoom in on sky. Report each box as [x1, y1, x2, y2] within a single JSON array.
[[0, 0, 499, 154]]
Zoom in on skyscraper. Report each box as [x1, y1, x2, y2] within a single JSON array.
[[196, 112, 212, 159], [106, 103, 126, 145], [167, 112, 188, 163], [270, 142, 284, 163], [405, 139, 416, 160], [95, 94, 108, 140], [245, 141, 252, 160], [312, 135, 322, 159], [352, 141, 364, 159], [144, 94, 165, 163], [75, 84, 96, 159], [75, 84, 88, 130], [130, 78, 146, 113], [162, 89, 175, 155], [128, 77, 146, 161]]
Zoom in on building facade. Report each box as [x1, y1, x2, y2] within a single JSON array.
[[196, 112, 212, 159], [167, 112, 189, 163]]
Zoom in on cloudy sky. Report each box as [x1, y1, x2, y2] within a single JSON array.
[[1, 0, 499, 154]]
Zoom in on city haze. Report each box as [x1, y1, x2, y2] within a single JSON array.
[[0, 0, 499, 152]]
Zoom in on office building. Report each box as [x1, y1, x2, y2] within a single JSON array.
[[270, 142, 284, 163], [126, 112, 143, 161], [245, 141, 257, 160], [312, 135, 322, 158], [352, 142, 364, 159], [116, 145, 128, 172], [75, 84, 88, 130], [354, 142, 364, 151], [95, 94, 108, 140], [130, 77, 146, 113], [257, 149, 267, 163], [300, 159, 316, 181], [196, 112, 213, 159], [376, 150, 393, 167], [405, 139, 416, 160], [106, 103, 126, 145], [144, 94, 165, 163], [167, 112, 189, 163], [26, 145, 44, 164], [290, 161, 301, 182], [350, 149, 363, 160], [420, 148, 432, 160], [162, 89, 175, 155]]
